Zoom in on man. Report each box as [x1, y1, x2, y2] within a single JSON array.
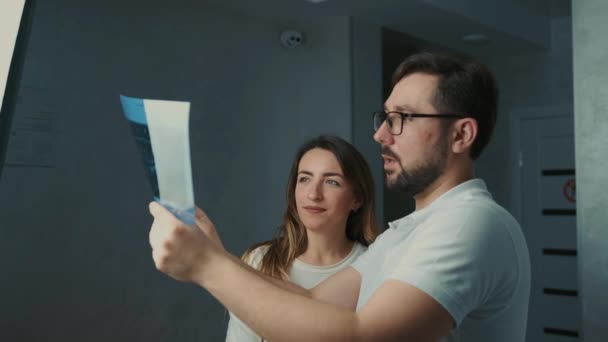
[[148, 52, 531, 341]]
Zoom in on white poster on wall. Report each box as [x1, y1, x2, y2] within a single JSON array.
[[0, 0, 26, 110]]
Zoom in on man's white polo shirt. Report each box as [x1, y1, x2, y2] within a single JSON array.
[[352, 179, 531, 342]]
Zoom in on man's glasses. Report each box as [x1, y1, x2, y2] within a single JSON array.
[[373, 111, 467, 135]]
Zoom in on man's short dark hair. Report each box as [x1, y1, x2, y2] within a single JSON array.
[[391, 52, 498, 160]]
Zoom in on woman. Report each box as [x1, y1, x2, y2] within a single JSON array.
[[225, 135, 379, 342]]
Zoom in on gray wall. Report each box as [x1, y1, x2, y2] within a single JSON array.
[[1, 1, 590, 341], [0, 1, 354, 340], [478, 13, 573, 214], [573, 1, 608, 340], [350, 18, 384, 226]]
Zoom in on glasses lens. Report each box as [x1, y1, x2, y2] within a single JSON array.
[[373, 112, 386, 131], [386, 113, 402, 135]]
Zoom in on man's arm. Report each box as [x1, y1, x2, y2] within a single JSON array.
[[149, 203, 454, 341], [226, 242, 362, 310], [310, 266, 362, 311], [257, 260, 362, 310], [228, 251, 312, 298], [201, 204, 362, 309], [201, 249, 453, 342], [226, 242, 362, 340]]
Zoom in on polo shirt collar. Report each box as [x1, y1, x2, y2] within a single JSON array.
[[389, 178, 488, 230]]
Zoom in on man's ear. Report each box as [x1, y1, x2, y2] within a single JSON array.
[[451, 118, 478, 155]]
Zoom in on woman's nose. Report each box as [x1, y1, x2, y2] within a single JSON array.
[[307, 182, 323, 201]]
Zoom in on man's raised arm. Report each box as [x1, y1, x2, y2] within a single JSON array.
[[149, 203, 453, 341]]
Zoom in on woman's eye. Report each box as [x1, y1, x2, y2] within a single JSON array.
[[298, 176, 310, 183], [326, 179, 340, 186]]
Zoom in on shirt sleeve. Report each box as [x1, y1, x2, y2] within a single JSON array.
[[389, 205, 518, 326], [351, 229, 391, 275]]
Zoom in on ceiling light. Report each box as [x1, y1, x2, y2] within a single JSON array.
[[462, 33, 490, 45]]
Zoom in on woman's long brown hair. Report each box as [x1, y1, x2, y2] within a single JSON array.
[[242, 135, 379, 280]]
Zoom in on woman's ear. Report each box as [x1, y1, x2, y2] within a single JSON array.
[[352, 197, 363, 213], [451, 118, 478, 155]]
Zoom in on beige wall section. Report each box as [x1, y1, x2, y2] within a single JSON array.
[[573, 1, 608, 341]]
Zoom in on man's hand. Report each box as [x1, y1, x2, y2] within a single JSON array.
[[148, 202, 224, 283], [194, 207, 224, 251]]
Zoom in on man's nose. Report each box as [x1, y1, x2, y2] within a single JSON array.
[[374, 121, 392, 145]]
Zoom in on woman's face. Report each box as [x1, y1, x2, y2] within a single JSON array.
[[294, 148, 360, 234]]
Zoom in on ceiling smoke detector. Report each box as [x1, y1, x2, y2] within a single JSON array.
[[280, 30, 304, 49]]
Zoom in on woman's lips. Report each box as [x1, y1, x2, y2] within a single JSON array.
[[303, 206, 326, 214]]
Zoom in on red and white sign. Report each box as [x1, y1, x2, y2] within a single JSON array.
[[563, 178, 576, 203]]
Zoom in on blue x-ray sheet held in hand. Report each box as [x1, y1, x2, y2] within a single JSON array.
[[120, 95, 195, 225]]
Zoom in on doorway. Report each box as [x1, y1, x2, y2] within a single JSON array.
[[511, 108, 579, 341]]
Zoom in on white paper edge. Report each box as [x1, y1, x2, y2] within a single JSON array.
[[144, 99, 194, 211]]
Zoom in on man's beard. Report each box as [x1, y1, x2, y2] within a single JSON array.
[[383, 139, 448, 196]]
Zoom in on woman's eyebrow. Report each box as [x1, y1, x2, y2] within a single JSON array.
[[322, 172, 344, 178], [298, 171, 344, 178]]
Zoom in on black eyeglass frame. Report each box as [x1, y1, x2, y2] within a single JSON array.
[[373, 111, 467, 135]]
